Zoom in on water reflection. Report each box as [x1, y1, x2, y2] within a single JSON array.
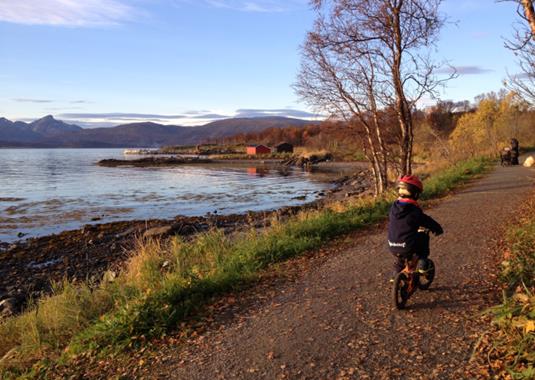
[[0, 149, 337, 242], [247, 167, 268, 177]]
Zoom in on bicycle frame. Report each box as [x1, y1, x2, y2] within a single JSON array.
[[401, 255, 420, 296], [392, 227, 435, 309]]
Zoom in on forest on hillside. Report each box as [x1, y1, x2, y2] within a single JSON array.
[[213, 91, 535, 165]]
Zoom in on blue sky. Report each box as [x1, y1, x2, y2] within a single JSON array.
[[0, 0, 524, 127]]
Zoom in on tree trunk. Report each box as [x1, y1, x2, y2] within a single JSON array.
[[406, 111, 414, 175], [391, 2, 413, 176], [360, 119, 386, 195], [370, 89, 388, 192], [522, 0, 535, 37], [362, 144, 380, 195]]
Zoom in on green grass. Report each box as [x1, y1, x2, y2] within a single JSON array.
[[420, 157, 491, 200], [485, 292, 535, 379], [0, 156, 492, 378], [67, 198, 392, 355], [519, 146, 535, 155], [501, 219, 535, 291]]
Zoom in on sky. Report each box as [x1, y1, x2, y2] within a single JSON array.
[[0, 0, 526, 128]]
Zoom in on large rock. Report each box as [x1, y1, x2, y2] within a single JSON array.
[[523, 156, 534, 168], [102, 270, 117, 283], [0, 297, 21, 318]]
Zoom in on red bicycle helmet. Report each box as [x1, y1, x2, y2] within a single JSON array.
[[399, 175, 423, 191], [397, 175, 423, 199]]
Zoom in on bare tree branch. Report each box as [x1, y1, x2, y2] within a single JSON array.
[[500, 0, 535, 104], [297, 0, 450, 179]]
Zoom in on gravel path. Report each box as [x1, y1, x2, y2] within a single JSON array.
[[142, 162, 535, 380], [64, 162, 535, 379]]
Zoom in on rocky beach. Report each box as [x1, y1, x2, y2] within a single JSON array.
[[97, 156, 213, 167], [0, 167, 373, 318]]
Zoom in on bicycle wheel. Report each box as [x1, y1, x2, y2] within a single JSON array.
[[392, 272, 410, 309], [418, 259, 435, 290]]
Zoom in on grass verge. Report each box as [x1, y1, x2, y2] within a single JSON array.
[[418, 156, 490, 200], [472, 195, 535, 379], [0, 156, 491, 378]]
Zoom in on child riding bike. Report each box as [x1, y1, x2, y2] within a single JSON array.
[[387, 175, 443, 280]]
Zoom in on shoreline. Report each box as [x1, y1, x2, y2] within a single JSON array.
[[0, 165, 372, 318], [96, 155, 369, 169], [0, 160, 368, 244]]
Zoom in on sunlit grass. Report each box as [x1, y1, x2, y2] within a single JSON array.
[[419, 157, 491, 200], [0, 156, 492, 377]]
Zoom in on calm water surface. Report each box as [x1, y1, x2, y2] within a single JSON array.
[[0, 149, 335, 242]]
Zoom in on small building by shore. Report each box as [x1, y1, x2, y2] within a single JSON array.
[[246, 144, 272, 155], [275, 142, 294, 153]]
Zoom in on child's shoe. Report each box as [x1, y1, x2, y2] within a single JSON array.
[[416, 258, 429, 273]]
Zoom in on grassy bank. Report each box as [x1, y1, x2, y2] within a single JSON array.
[[0, 157, 491, 378], [418, 157, 490, 200], [473, 195, 535, 379]]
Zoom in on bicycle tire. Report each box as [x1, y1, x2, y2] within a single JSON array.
[[393, 272, 410, 309], [418, 259, 435, 290]]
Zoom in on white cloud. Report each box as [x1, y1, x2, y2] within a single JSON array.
[[56, 107, 321, 127], [179, 0, 306, 13], [13, 98, 54, 103], [436, 65, 494, 75], [0, 0, 136, 27]]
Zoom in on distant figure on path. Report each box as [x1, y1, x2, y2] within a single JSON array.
[[501, 147, 512, 166], [510, 138, 520, 165]]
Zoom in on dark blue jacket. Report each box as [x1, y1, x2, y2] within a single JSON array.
[[387, 199, 443, 255]]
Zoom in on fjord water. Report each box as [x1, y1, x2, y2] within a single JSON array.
[[0, 149, 332, 242]]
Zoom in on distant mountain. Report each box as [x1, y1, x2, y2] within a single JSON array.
[[202, 116, 312, 131], [73, 122, 190, 147], [0, 115, 317, 148], [29, 115, 82, 135], [190, 117, 314, 142], [0, 117, 42, 143]]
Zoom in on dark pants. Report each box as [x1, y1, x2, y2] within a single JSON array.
[[511, 148, 519, 165], [511, 153, 519, 165], [391, 232, 430, 274]]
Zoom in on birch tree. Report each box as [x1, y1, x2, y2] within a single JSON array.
[[501, 0, 535, 104], [296, 0, 451, 182]]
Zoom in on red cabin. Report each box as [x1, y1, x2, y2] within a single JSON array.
[[246, 144, 272, 155]]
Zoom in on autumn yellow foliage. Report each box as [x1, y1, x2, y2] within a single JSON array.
[[449, 93, 534, 157]]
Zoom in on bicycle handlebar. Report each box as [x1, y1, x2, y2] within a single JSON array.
[[418, 227, 443, 236]]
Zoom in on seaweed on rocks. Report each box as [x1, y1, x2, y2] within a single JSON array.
[[97, 156, 213, 167]]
